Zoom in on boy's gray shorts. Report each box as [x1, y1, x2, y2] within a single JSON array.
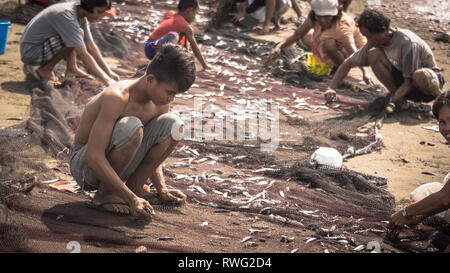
[[69, 113, 183, 191]]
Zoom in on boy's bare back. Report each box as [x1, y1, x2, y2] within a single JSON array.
[[73, 80, 168, 150]]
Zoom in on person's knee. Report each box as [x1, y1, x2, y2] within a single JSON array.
[[368, 48, 384, 66], [413, 69, 433, 86], [114, 116, 144, 149], [160, 113, 184, 142], [158, 113, 184, 143], [413, 68, 440, 94], [128, 127, 144, 148], [322, 39, 337, 54]]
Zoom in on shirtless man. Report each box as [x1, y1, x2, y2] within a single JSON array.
[[69, 44, 195, 218]]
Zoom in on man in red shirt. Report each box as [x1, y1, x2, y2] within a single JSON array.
[[145, 0, 209, 70]]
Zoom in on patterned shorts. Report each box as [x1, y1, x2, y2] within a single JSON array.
[[38, 35, 65, 66], [144, 32, 178, 60], [69, 114, 184, 191]]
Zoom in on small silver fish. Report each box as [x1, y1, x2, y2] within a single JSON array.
[[353, 245, 365, 251], [157, 237, 174, 241]]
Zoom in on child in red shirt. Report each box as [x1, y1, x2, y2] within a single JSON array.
[[145, 0, 209, 70]]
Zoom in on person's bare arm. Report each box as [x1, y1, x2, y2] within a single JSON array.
[[265, 15, 313, 64], [86, 41, 120, 81], [391, 78, 413, 103], [182, 25, 209, 70], [328, 57, 354, 90], [391, 180, 450, 227], [324, 57, 355, 102], [263, 0, 276, 30], [290, 0, 302, 18], [75, 46, 115, 85], [83, 91, 152, 217], [343, 43, 374, 85], [144, 104, 186, 203], [408, 183, 450, 217], [342, 0, 352, 11]]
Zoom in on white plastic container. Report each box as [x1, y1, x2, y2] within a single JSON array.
[[410, 182, 443, 203], [410, 173, 450, 223], [310, 147, 343, 169]]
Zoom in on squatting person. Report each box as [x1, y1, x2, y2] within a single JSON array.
[[324, 9, 445, 108], [69, 43, 195, 218], [20, 0, 119, 85]]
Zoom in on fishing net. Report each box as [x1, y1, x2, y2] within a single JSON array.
[[0, 0, 443, 253]]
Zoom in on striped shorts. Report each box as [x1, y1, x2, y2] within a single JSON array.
[[38, 35, 65, 66]]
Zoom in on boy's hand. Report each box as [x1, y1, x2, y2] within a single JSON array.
[[265, 46, 281, 66], [104, 76, 117, 86], [158, 188, 186, 204], [229, 10, 246, 22], [390, 210, 424, 227], [130, 197, 154, 219], [324, 89, 337, 103], [108, 70, 120, 81]]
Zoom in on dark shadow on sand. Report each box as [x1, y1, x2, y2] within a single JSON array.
[[41, 201, 152, 247], [1, 81, 30, 96]]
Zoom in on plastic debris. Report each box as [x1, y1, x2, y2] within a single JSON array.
[[410, 182, 443, 203], [310, 147, 343, 169]]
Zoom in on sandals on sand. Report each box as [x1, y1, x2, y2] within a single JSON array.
[[23, 64, 60, 85], [85, 201, 130, 215]]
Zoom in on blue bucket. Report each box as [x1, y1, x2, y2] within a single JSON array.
[[0, 20, 11, 55]]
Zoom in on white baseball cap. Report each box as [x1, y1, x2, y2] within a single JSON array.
[[311, 0, 339, 16]]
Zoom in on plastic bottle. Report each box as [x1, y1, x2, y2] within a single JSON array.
[[385, 102, 396, 113]]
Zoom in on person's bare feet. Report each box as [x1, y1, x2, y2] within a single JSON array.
[[64, 68, 94, 80], [37, 67, 61, 84], [92, 190, 130, 214], [126, 179, 149, 198]]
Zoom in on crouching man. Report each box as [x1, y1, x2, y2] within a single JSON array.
[[324, 9, 444, 109], [69, 43, 195, 219], [20, 0, 119, 85]]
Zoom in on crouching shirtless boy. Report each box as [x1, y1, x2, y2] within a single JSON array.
[[70, 43, 195, 219]]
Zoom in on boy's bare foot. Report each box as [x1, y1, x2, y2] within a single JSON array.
[[64, 68, 95, 80], [37, 67, 61, 84], [92, 191, 130, 214], [127, 180, 150, 199]]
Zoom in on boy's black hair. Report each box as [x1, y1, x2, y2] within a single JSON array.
[[177, 0, 199, 11], [146, 43, 196, 93], [432, 90, 450, 119], [357, 9, 390, 34], [80, 0, 112, 13]]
